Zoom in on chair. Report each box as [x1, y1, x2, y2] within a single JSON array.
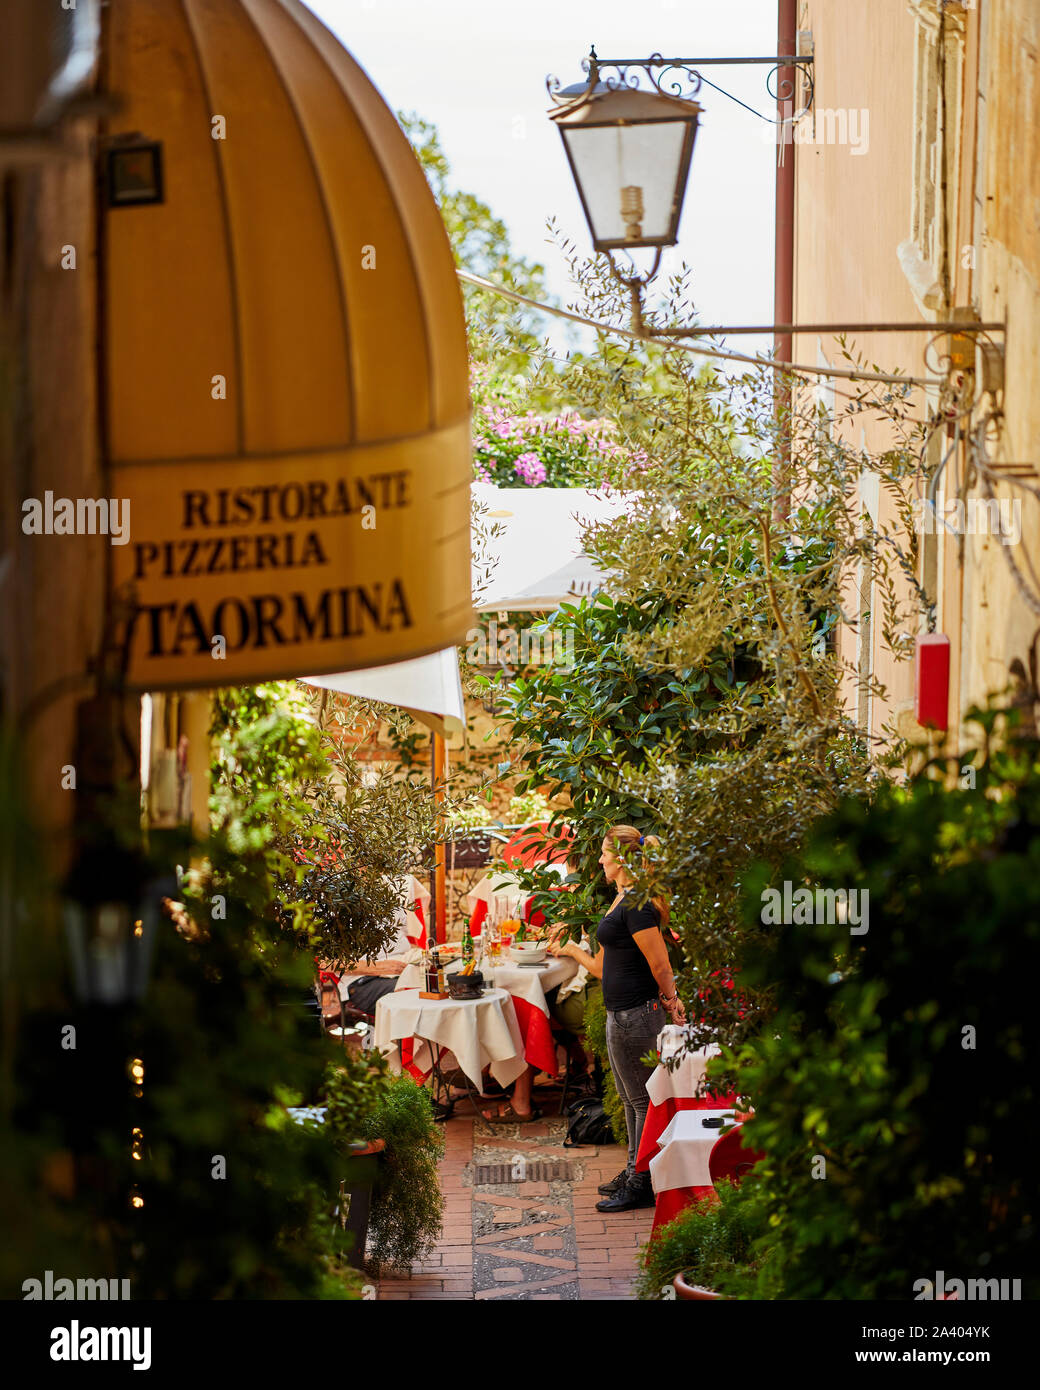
[[550, 1022, 596, 1115], [708, 1123, 764, 1190], [317, 971, 344, 1029], [317, 971, 374, 1047]]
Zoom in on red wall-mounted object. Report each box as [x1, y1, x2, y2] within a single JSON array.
[[915, 633, 951, 731]]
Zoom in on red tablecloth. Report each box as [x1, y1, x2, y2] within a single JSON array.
[[636, 1047, 737, 1172], [652, 1185, 716, 1233], [647, 1108, 736, 1239], [507, 993, 558, 1075]]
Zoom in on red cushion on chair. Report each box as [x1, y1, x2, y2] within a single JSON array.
[[469, 899, 488, 937], [708, 1123, 764, 1189]]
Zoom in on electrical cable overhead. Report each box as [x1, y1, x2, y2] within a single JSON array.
[[457, 268, 944, 389]]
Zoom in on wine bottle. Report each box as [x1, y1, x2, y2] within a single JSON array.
[[424, 950, 439, 995]]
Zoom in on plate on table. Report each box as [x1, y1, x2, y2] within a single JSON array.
[[509, 946, 547, 964]]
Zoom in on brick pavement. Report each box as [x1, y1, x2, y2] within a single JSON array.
[[377, 1103, 654, 1302]]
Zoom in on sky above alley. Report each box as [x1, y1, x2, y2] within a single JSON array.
[[307, 0, 778, 360]]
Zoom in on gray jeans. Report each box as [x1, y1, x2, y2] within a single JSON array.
[[605, 998, 663, 1181]]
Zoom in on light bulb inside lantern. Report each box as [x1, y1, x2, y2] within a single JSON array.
[[620, 185, 644, 241]]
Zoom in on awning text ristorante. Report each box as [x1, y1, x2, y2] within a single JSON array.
[[109, 423, 473, 690], [179, 472, 411, 528]]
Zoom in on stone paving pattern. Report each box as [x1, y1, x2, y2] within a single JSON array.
[[377, 1108, 654, 1301]]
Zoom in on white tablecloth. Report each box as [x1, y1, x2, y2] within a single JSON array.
[[463, 871, 529, 920], [373, 987, 527, 1093], [649, 1108, 739, 1194], [486, 956, 576, 1011], [396, 954, 576, 1015], [646, 1045, 721, 1109], [401, 872, 431, 945]]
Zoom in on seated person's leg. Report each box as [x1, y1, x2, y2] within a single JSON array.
[[549, 978, 601, 1033], [347, 975, 398, 1015]]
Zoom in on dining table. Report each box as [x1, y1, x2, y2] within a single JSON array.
[[373, 985, 528, 1097], [395, 951, 578, 1077], [635, 1032, 737, 1173], [647, 1107, 741, 1237]]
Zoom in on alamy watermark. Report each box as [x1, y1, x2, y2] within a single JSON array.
[[765, 107, 869, 156], [761, 881, 869, 934], [466, 618, 575, 671], [23, 1271, 130, 1299], [913, 1271, 1020, 1300], [913, 497, 1021, 546], [49, 1322, 151, 1371], [21, 492, 130, 545]]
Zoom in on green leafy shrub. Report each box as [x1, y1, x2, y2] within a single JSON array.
[[635, 1178, 775, 1300], [321, 1053, 392, 1147], [210, 682, 436, 970], [361, 1076, 445, 1273], [507, 789, 552, 825], [726, 711, 1040, 1299], [12, 902, 363, 1299], [583, 990, 626, 1146]]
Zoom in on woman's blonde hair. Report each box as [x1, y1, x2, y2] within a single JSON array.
[[603, 824, 669, 927]]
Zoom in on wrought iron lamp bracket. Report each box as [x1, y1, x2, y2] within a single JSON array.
[[605, 252, 662, 337], [546, 48, 815, 125]]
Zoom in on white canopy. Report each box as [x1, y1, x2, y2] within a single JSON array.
[[473, 483, 630, 612], [300, 646, 465, 736], [303, 484, 635, 725]]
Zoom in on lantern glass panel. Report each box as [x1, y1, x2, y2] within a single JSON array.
[[562, 119, 688, 247]]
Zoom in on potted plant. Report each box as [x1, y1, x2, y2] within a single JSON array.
[[320, 1052, 393, 1268], [635, 1178, 773, 1301], [360, 1075, 445, 1274]]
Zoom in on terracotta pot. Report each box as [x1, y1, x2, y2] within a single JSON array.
[[673, 1271, 720, 1300], [347, 1138, 386, 1158], [340, 1139, 386, 1270]]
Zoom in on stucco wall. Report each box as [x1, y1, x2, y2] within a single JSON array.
[[1, 9, 105, 851], [793, 0, 926, 746], [793, 0, 1040, 748], [958, 0, 1040, 721]]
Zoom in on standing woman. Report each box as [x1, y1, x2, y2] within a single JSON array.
[[548, 824, 686, 1212]]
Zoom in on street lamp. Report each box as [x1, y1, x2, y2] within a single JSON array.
[[62, 691, 158, 1005], [543, 49, 1004, 381], [547, 47, 818, 331], [63, 898, 157, 1006], [549, 81, 701, 256]]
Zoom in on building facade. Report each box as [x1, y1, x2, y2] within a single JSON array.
[[791, 0, 1040, 748]]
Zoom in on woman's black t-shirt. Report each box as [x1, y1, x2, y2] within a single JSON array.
[[597, 895, 661, 1010]]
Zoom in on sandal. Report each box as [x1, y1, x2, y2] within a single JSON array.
[[449, 1085, 501, 1103], [443, 1068, 506, 1094], [484, 1104, 543, 1125]]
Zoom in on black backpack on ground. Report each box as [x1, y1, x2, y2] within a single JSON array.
[[563, 1095, 615, 1147]]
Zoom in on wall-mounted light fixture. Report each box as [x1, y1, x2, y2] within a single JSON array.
[[105, 136, 164, 207]]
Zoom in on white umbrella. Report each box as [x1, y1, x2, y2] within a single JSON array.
[[505, 553, 603, 611], [300, 646, 464, 736], [473, 483, 632, 612]]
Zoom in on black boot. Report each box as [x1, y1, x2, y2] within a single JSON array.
[[597, 1169, 628, 1196], [595, 1174, 655, 1213]]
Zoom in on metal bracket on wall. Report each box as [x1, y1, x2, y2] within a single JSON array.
[[547, 50, 816, 125]]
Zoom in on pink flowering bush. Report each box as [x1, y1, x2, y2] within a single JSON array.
[[470, 363, 640, 488], [513, 452, 546, 486]]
